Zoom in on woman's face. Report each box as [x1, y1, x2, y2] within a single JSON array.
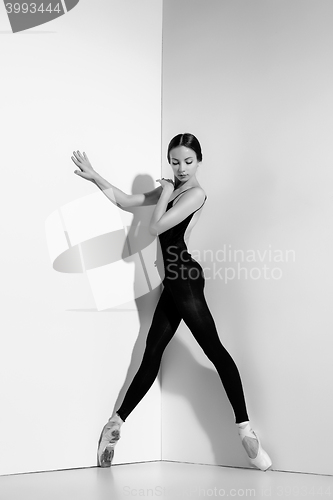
[[169, 146, 200, 184]]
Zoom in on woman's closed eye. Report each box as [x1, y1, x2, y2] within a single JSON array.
[[172, 161, 193, 165]]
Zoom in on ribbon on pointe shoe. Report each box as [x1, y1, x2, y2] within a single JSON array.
[[238, 422, 272, 471]]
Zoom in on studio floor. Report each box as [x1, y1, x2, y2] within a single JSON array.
[[0, 461, 332, 500]]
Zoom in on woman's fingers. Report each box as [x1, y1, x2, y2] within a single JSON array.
[[72, 150, 92, 169], [74, 170, 85, 178], [72, 151, 82, 163], [73, 151, 87, 164], [72, 150, 95, 181], [156, 178, 174, 189], [76, 150, 85, 160], [71, 156, 81, 167], [83, 152, 93, 168]]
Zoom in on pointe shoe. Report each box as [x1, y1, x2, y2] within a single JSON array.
[[238, 422, 272, 471], [97, 416, 122, 467]]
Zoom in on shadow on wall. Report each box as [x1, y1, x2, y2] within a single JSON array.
[[46, 173, 166, 422]]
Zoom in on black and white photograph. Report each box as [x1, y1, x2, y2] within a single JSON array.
[[0, 0, 332, 498]]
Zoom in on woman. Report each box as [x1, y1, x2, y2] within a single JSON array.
[[71, 133, 272, 471]]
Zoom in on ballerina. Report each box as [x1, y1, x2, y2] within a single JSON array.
[[71, 133, 272, 471]]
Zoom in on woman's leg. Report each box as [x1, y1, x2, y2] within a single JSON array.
[[163, 263, 249, 424], [116, 284, 182, 421], [164, 263, 272, 471]]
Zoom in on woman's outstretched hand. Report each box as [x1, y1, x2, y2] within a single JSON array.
[[71, 151, 96, 182]]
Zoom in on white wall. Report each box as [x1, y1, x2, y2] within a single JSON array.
[[2, 0, 333, 478], [0, 0, 162, 474], [161, 0, 333, 475]]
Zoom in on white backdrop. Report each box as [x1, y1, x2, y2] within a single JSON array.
[[161, 0, 333, 475], [0, 0, 162, 474], [1, 0, 333, 478]]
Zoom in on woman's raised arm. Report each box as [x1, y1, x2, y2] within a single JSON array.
[[71, 150, 163, 209]]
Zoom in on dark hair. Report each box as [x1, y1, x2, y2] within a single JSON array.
[[167, 133, 203, 163]]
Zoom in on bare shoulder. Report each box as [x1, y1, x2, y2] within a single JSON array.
[[193, 186, 206, 195], [173, 186, 206, 208], [189, 186, 206, 199]]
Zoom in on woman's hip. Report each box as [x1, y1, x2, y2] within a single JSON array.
[[163, 257, 205, 286]]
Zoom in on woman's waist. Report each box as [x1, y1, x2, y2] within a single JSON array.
[[161, 244, 191, 259], [162, 248, 202, 267]]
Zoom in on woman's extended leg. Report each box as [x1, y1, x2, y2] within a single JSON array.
[[115, 284, 182, 421], [163, 264, 249, 424], [97, 284, 182, 466], [165, 264, 272, 471]]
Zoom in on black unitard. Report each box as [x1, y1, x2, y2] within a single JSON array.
[[116, 188, 249, 424]]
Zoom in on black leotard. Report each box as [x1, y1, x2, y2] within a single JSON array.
[[158, 188, 207, 280], [116, 187, 249, 425]]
